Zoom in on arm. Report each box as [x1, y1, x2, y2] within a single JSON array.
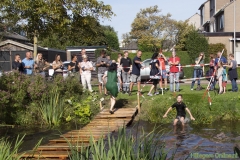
[[163, 107, 172, 118], [186, 108, 195, 120], [68, 64, 74, 71]]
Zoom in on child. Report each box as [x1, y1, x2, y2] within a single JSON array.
[[222, 68, 227, 93], [163, 94, 195, 126], [217, 62, 224, 94]]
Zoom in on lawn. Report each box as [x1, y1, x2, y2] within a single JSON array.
[[93, 82, 240, 125]]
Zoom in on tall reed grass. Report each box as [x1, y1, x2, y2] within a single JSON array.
[[39, 87, 66, 128], [68, 127, 174, 160]]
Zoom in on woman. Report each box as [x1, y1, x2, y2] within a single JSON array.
[[209, 54, 215, 90], [34, 53, 49, 77], [80, 55, 93, 92], [68, 55, 80, 81], [147, 53, 161, 96], [103, 61, 118, 114], [226, 54, 238, 92], [217, 61, 224, 94], [52, 54, 63, 75]]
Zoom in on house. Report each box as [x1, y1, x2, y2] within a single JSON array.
[[199, 0, 240, 63], [187, 13, 201, 29], [120, 41, 138, 53]]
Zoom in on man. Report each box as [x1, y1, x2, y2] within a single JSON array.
[[22, 51, 34, 75], [169, 51, 180, 92], [158, 51, 167, 90], [211, 51, 227, 90], [12, 54, 23, 72], [191, 52, 205, 91], [96, 50, 110, 94], [120, 51, 132, 93], [77, 48, 90, 63], [129, 50, 143, 96], [117, 53, 122, 64]]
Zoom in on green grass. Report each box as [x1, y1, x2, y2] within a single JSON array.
[[93, 83, 240, 124]]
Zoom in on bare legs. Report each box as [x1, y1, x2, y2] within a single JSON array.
[[109, 96, 116, 114]]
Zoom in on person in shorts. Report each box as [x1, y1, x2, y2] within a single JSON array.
[[96, 50, 110, 94], [163, 94, 195, 126], [158, 51, 167, 90], [129, 50, 143, 96]]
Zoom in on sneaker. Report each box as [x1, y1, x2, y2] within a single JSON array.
[[164, 88, 168, 90], [154, 92, 159, 95], [147, 93, 153, 96], [191, 88, 193, 91], [128, 92, 132, 96]]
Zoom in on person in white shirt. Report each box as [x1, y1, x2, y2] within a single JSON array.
[[80, 55, 93, 92]]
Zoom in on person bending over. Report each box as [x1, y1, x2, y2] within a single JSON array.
[[163, 94, 195, 126]]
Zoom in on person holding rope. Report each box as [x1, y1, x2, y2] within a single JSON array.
[[158, 51, 168, 91], [147, 53, 161, 96], [129, 50, 144, 96], [191, 52, 205, 91], [169, 51, 180, 92], [163, 94, 195, 126], [225, 54, 238, 92], [208, 54, 216, 91]]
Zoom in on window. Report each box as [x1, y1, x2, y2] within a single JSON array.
[[200, 7, 204, 25], [219, 14, 224, 30], [210, 0, 215, 17]]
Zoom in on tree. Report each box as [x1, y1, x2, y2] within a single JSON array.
[[102, 26, 120, 51], [0, 0, 114, 45], [185, 30, 209, 61], [208, 43, 227, 58], [130, 5, 175, 52]]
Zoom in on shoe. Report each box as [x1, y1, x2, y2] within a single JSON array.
[[122, 91, 125, 94], [191, 88, 193, 91], [147, 93, 153, 96], [128, 92, 132, 96], [125, 91, 129, 94], [109, 110, 114, 114], [164, 88, 167, 90], [154, 92, 159, 95]]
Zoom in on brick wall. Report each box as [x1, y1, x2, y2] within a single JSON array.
[[224, 0, 240, 32]]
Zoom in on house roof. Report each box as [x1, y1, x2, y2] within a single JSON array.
[[120, 41, 138, 50], [1, 31, 29, 42], [186, 13, 200, 21], [214, 1, 234, 17], [198, 0, 209, 10]]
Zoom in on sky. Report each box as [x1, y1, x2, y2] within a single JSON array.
[[100, 0, 206, 40]]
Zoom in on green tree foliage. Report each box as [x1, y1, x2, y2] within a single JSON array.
[[185, 30, 209, 61], [0, 0, 114, 48], [102, 25, 120, 51], [208, 43, 227, 58], [130, 5, 175, 52], [175, 20, 195, 51]]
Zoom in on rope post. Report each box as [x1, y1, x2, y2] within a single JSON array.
[[137, 92, 141, 113]]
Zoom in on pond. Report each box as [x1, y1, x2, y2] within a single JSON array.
[[1, 120, 240, 159], [129, 120, 240, 160]]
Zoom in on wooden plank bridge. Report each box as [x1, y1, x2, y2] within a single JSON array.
[[20, 107, 138, 160]]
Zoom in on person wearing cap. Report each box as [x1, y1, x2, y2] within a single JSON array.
[[80, 55, 93, 92], [168, 51, 180, 92]]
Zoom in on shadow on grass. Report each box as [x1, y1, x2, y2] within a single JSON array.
[[114, 99, 129, 108]]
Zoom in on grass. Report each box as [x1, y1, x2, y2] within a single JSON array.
[[93, 82, 240, 124]]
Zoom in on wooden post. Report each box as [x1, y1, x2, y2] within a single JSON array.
[[33, 30, 37, 61], [137, 92, 140, 113]]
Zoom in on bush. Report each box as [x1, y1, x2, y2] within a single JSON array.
[[185, 30, 209, 62], [94, 48, 112, 59], [208, 43, 227, 58]]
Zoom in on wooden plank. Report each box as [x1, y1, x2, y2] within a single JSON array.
[[61, 132, 109, 137], [94, 114, 134, 118], [60, 134, 106, 139], [21, 150, 70, 158], [49, 137, 99, 143]]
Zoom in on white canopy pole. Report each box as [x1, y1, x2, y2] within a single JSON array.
[[234, 0, 236, 59]]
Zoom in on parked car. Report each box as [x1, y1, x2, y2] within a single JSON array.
[[140, 59, 184, 81]]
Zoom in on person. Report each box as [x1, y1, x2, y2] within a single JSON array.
[[96, 50, 110, 94], [22, 51, 34, 75], [222, 67, 227, 94], [116, 62, 123, 92], [216, 61, 225, 94], [163, 94, 195, 126], [77, 48, 90, 63], [226, 54, 238, 92], [34, 53, 49, 78], [102, 62, 118, 114], [106, 55, 112, 65], [147, 53, 160, 96], [80, 55, 93, 92], [12, 54, 23, 72], [52, 54, 63, 75], [209, 54, 215, 90], [117, 53, 122, 64], [120, 51, 132, 94], [129, 50, 144, 96], [68, 54, 80, 81], [191, 52, 205, 91], [212, 51, 227, 90], [169, 51, 180, 92], [158, 51, 167, 90]]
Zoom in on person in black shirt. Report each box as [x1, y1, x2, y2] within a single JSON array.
[[163, 94, 195, 126], [120, 51, 132, 93], [129, 50, 144, 96], [68, 54, 80, 81], [12, 54, 23, 72]]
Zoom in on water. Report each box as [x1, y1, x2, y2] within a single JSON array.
[[1, 121, 240, 159], [128, 120, 240, 160]]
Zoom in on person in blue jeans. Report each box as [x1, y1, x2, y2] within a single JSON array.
[[169, 51, 180, 92], [226, 54, 238, 92], [211, 51, 227, 90], [191, 52, 205, 90]]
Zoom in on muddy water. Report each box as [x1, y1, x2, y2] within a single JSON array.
[[129, 120, 240, 160]]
